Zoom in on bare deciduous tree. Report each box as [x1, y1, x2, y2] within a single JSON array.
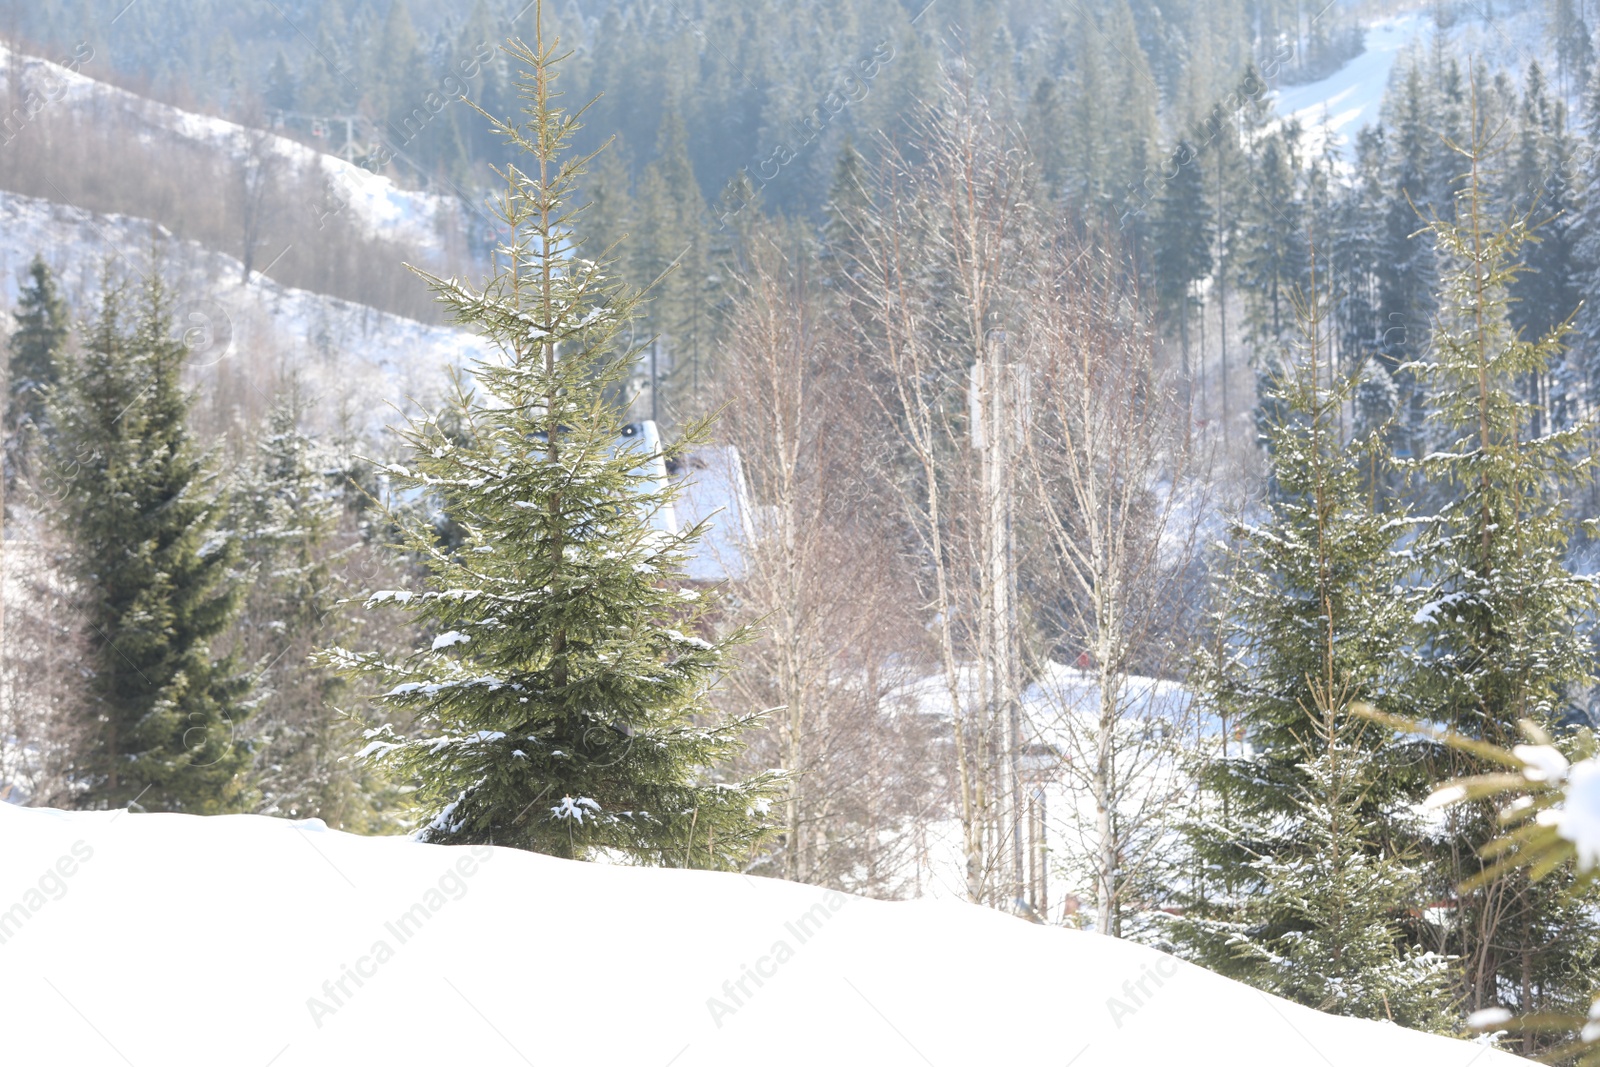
[[716, 229, 939, 896], [236, 127, 283, 282], [844, 74, 1036, 906], [0, 515, 89, 808], [1021, 230, 1202, 936]]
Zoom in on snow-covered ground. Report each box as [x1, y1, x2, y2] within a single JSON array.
[[1276, 1, 1551, 162], [887, 663, 1204, 913], [0, 189, 486, 435], [0, 803, 1526, 1065]]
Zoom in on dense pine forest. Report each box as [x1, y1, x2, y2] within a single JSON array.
[[10, 1, 1600, 1063]]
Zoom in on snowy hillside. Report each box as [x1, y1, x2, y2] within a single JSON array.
[[0, 804, 1525, 1066], [0, 189, 486, 432], [0, 42, 463, 255], [1275, 1, 1552, 161]]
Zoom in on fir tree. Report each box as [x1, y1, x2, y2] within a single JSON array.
[[820, 138, 871, 288], [1173, 272, 1446, 1027], [327, 19, 779, 864], [264, 49, 296, 114], [48, 266, 249, 812], [1571, 66, 1600, 428], [1328, 127, 1387, 374], [7, 255, 70, 434], [1151, 138, 1212, 391], [633, 105, 712, 424], [1199, 96, 1247, 425], [1376, 64, 1440, 386], [298, 13, 350, 118], [232, 388, 376, 828], [1240, 697, 1455, 1029], [1238, 125, 1305, 346], [1505, 66, 1583, 434], [1552, 0, 1596, 104], [1408, 115, 1600, 1029]]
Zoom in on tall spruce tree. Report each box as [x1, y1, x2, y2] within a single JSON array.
[[633, 106, 712, 425], [49, 266, 249, 812], [4, 255, 70, 516], [1152, 138, 1212, 392], [1503, 65, 1579, 438], [1173, 275, 1449, 1028], [1573, 67, 1600, 428], [1409, 117, 1600, 1031], [328, 19, 778, 864], [1377, 65, 1440, 381], [1238, 126, 1305, 347]]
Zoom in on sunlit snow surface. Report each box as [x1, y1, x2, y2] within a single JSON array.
[[0, 804, 1528, 1066], [1276, 13, 1429, 159], [1276, 2, 1553, 163]]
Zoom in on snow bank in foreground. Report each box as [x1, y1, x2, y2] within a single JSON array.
[[0, 806, 1522, 1066]]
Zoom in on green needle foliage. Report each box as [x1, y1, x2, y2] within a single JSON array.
[[1174, 273, 1449, 1028], [48, 264, 250, 812], [1407, 110, 1600, 1031], [326, 14, 779, 866], [7, 254, 70, 435]]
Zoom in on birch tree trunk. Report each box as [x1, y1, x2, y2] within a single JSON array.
[[1023, 229, 1201, 935]]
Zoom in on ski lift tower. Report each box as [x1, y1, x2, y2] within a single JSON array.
[[269, 109, 368, 163]]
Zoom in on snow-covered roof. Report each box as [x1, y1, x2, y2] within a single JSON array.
[[673, 444, 755, 583]]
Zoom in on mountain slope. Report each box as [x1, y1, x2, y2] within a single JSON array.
[[0, 41, 462, 255], [0, 188, 484, 432]]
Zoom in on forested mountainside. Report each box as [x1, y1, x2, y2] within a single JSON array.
[[7, 0, 1591, 437], [8, 0, 1360, 199], [0, 0, 1360, 367]]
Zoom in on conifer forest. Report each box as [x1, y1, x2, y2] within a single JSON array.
[[13, 1, 1600, 1064]]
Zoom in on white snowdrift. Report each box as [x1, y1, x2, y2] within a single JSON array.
[[0, 805, 1524, 1066]]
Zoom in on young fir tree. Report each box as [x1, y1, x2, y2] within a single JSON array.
[[232, 388, 377, 828], [1173, 274, 1449, 1028], [1245, 691, 1455, 1029], [327, 22, 779, 864], [1408, 118, 1600, 1032], [49, 266, 249, 812], [7, 255, 70, 434]]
